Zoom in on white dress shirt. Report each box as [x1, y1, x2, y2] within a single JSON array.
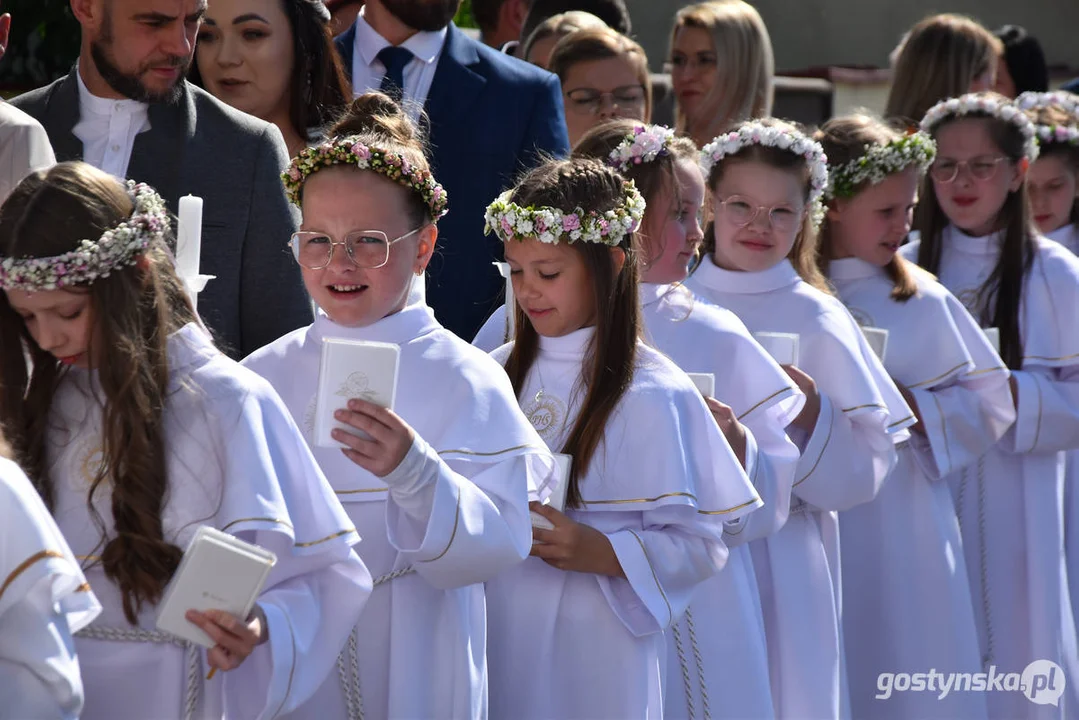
[[72, 65, 150, 180], [350, 7, 447, 119], [0, 101, 55, 203]]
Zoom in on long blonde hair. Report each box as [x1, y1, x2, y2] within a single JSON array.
[[885, 14, 1002, 126], [669, 1, 774, 144]]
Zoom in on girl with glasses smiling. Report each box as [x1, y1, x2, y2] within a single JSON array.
[[904, 92, 1079, 718], [243, 92, 556, 719], [686, 118, 915, 719]]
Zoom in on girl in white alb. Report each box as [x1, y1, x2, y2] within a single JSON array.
[[483, 156, 761, 719], [904, 92, 1079, 719], [0, 162, 370, 720], [817, 114, 1016, 719], [686, 118, 914, 719], [574, 119, 803, 719], [0, 448, 101, 720], [243, 94, 555, 719]]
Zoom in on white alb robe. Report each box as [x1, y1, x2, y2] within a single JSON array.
[[243, 297, 554, 720], [47, 324, 371, 720], [1, 457, 100, 720], [486, 328, 761, 719], [0, 101, 55, 204], [686, 257, 914, 720], [472, 302, 510, 353], [830, 256, 1016, 719], [641, 281, 803, 720], [903, 228, 1079, 719]]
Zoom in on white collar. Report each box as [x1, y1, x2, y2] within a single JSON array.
[[691, 255, 802, 295], [75, 61, 149, 117], [829, 256, 883, 282], [537, 326, 595, 359], [354, 7, 448, 68], [1045, 222, 1077, 247], [943, 224, 1006, 257]]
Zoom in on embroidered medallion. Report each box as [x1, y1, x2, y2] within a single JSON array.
[[523, 390, 567, 444], [335, 371, 378, 402], [302, 396, 317, 439], [80, 440, 106, 488], [957, 287, 982, 317], [847, 306, 875, 328]]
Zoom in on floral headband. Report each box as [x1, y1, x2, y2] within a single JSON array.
[[607, 125, 677, 172], [0, 181, 168, 292], [921, 94, 1040, 163], [283, 136, 448, 220], [1015, 91, 1079, 116], [701, 121, 830, 227], [483, 180, 646, 247], [824, 132, 937, 200]]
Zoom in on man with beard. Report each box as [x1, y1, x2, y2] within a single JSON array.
[[11, 0, 311, 359], [335, 0, 569, 340]]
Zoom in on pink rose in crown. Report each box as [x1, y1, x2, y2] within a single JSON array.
[[598, 219, 610, 235], [288, 167, 302, 181], [562, 214, 580, 232], [351, 142, 370, 160], [501, 218, 513, 236]]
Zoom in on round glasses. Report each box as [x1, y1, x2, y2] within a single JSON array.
[[929, 156, 1009, 184], [565, 85, 647, 115], [717, 195, 803, 233], [288, 228, 422, 270]]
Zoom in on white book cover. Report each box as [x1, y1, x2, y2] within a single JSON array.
[[861, 327, 889, 362], [753, 331, 799, 366], [156, 526, 277, 647], [532, 454, 572, 531], [314, 339, 400, 449], [685, 372, 716, 398]]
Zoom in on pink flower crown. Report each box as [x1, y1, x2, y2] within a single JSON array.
[[0, 181, 169, 292], [607, 125, 677, 172], [283, 136, 448, 220]]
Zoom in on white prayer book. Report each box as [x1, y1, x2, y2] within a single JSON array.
[[314, 339, 400, 449], [156, 526, 277, 648], [753, 331, 800, 366], [983, 327, 1001, 353], [686, 372, 716, 398], [861, 327, 889, 362], [532, 454, 572, 532]]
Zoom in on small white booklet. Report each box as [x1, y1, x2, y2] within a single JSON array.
[[156, 526, 277, 648], [861, 327, 889, 362], [685, 372, 716, 398], [753, 331, 800, 366], [314, 338, 401, 449], [531, 454, 572, 532], [983, 327, 1001, 353]]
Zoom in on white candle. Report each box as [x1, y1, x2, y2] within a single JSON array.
[[493, 261, 515, 336], [176, 195, 203, 280]]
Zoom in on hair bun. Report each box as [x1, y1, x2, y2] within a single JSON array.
[[329, 91, 420, 147]]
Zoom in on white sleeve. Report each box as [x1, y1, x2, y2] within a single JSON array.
[[0, 577, 83, 720], [722, 411, 799, 546], [1007, 365, 1079, 455]]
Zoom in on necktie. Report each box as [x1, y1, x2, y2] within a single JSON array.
[[377, 46, 414, 102]]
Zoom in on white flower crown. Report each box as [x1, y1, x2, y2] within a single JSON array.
[[920, 94, 1039, 162], [824, 132, 937, 200], [607, 125, 677, 172], [1015, 91, 1079, 116], [0, 181, 169, 292], [700, 121, 830, 227], [483, 180, 646, 247]]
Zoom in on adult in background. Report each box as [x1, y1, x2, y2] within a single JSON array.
[[0, 8, 56, 204], [326, 0, 364, 37], [521, 10, 606, 69], [993, 24, 1048, 98], [884, 14, 1000, 127], [334, 0, 569, 339], [191, 0, 352, 157], [11, 0, 311, 359], [473, 0, 530, 52]]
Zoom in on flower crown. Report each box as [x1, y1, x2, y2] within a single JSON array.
[[0, 181, 168, 292], [920, 94, 1039, 163], [824, 132, 937, 200], [283, 136, 448, 220], [1015, 91, 1079, 116], [483, 180, 646, 247], [607, 125, 677, 172], [701, 121, 830, 227]]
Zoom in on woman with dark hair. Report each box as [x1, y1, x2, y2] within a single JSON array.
[[994, 24, 1049, 97], [193, 0, 351, 157]]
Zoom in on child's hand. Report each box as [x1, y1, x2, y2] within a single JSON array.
[[705, 397, 748, 469], [333, 399, 416, 477], [529, 503, 624, 578], [896, 383, 926, 435], [186, 607, 266, 673], [782, 364, 821, 432]]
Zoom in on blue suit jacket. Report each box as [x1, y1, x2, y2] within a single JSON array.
[[1063, 78, 1079, 94], [336, 22, 570, 339]]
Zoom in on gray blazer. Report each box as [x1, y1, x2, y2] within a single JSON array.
[[11, 69, 312, 359]]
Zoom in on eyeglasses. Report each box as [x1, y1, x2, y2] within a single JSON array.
[[717, 195, 803, 233], [288, 228, 422, 270], [565, 85, 647, 115], [929, 156, 1010, 184]]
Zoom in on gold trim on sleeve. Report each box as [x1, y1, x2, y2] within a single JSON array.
[[219, 517, 294, 534], [0, 550, 65, 602], [435, 443, 542, 458], [294, 528, 357, 548], [697, 497, 760, 516], [964, 365, 1008, 377], [1023, 350, 1079, 362], [583, 491, 699, 506], [794, 401, 835, 487], [737, 386, 796, 421], [907, 361, 970, 390], [841, 402, 886, 414], [419, 488, 462, 563], [626, 530, 673, 628], [888, 414, 916, 429], [336, 487, 388, 495]]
